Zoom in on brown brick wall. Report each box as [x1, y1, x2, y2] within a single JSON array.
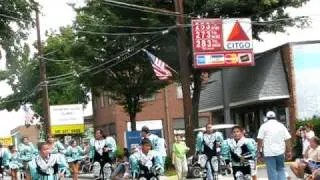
[[11, 125, 40, 145]]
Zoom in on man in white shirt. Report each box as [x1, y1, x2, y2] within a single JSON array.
[[257, 111, 291, 180]]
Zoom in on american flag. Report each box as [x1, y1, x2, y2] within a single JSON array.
[[23, 105, 34, 125], [144, 50, 172, 80]]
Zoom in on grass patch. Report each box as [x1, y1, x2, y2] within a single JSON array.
[[165, 169, 177, 176]]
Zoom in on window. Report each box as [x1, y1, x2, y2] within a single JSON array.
[[176, 85, 183, 99], [198, 117, 209, 127], [173, 118, 185, 130], [173, 118, 185, 135], [108, 123, 116, 137], [176, 83, 194, 99], [140, 94, 156, 102], [103, 92, 109, 106], [100, 93, 105, 108]]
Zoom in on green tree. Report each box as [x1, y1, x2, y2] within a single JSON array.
[[72, 0, 170, 130], [0, 0, 36, 77], [0, 27, 89, 115], [79, 0, 309, 149]]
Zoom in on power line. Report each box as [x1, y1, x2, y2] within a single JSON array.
[[0, 82, 42, 104], [46, 35, 165, 87], [102, 0, 187, 17], [76, 29, 166, 36], [77, 16, 176, 30], [40, 57, 73, 62], [0, 13, 33, 23], [46, 30, 170, 81]]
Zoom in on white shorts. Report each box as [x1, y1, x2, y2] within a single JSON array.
[[248, 160, 257, 176]]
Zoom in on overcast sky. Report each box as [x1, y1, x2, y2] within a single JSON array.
[[0, 0, 319, 136]]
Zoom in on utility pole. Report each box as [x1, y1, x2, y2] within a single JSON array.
[[175, 0, 195, 153], [36, 10, 51, 136], [221, 68, 232, 136]]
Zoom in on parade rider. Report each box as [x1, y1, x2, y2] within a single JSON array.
[[89, 129, 117, 179], [221, 126, 256, 180], [196, 123, 224, 180], [130, 138, 164, 178]]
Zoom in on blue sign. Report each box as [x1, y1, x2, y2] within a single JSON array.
[[125, 130, 162, 149], [197, 55, 206, 64]]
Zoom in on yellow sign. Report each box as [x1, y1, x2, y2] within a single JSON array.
[[51, 124, 84, 135], [0, 137, 13, 146]]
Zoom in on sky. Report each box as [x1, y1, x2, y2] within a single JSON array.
[[0, 0, 319, 136], [293, 43, 320, 119]]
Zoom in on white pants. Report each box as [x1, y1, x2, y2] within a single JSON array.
[[174, 156, 188, 180]]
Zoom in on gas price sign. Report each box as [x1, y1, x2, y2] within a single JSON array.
[[191, 19, 223, 52]]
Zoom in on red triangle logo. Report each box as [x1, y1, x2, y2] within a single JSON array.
[[227, 21, 249, 41]]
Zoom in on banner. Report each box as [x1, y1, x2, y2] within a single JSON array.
[[50, 104, 84, 135]]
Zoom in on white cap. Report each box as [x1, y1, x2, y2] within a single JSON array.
[[266, 111, 276, 119]]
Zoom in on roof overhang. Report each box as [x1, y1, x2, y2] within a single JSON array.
[[199, 95, 290, 113]]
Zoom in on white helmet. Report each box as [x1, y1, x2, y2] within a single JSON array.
[[266, 111, 276, 119]]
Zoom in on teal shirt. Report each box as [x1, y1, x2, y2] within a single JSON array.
[[143, 134, 160, 152], [221, 137, 257, 166], [50, 141, 66, 154], [18, 142, 38, 161], [196, 131, 224, 153], [129, 149, 164, 176], [1, 148, 10, 166], [8, 152, 23, 169], [89, 137, 117, 159], [195, 132, 204, 152], [28, 154, 68, 180], [65, 146, 85, 163]]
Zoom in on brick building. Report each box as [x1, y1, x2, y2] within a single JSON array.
[[92, 84, 211, 148], [11, 125, 40, 147]]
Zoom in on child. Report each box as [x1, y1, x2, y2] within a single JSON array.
[[8, 145, 23, 180], [221, 126, 256, 180], [65, 140, 85, 180]]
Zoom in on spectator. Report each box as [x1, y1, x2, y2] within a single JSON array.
[[172, 134, 189, 180], [296, 124, 315, 156], [257, 111, 292, 180], [290, 136, 320, 179]]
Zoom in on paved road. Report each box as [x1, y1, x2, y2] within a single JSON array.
[[2, 165, 294, 179]]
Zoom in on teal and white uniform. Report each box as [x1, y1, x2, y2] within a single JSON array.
[[18, 142, 38, 162], [89, 136, 117, 160], [65, 146, 85, 163], [28, 153, 68, 180], [49, 141, 66, 154], [89, 136, 117, 178], [143, 134, 159, 152], [8, 152, 23, 169], [0, 148, 10, 167], [49, 141, 69, 176], [195, 131, 204, 153], [221, 137, 256, 179], [129, 149, 164, 177]]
